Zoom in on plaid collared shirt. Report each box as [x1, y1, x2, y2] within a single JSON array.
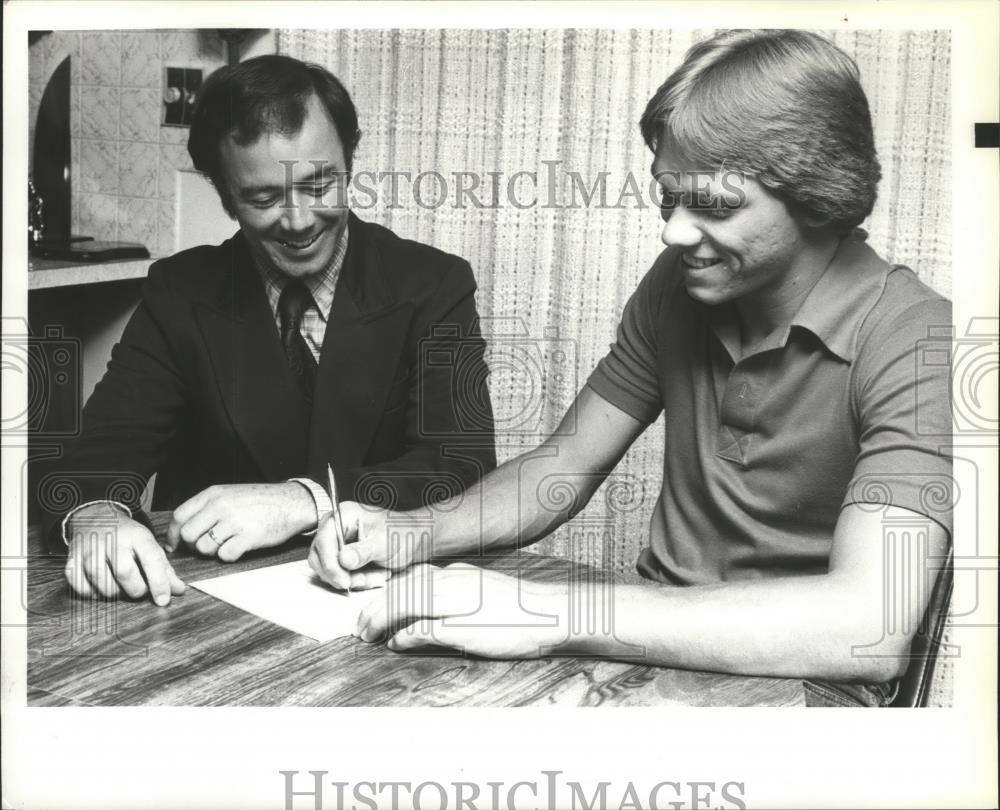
[[254, 223, 350, 362]]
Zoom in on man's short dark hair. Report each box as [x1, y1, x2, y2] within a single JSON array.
[[188, 54, 362, 215], [640, 30, 881, 233]]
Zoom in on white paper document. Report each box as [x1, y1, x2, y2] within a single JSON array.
[[189, 560, 382, 642]]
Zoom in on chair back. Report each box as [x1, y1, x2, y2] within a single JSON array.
[[890, 546, 954, 707]]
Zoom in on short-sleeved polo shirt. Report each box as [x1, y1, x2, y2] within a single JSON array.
[[587, 233, 952, 585]]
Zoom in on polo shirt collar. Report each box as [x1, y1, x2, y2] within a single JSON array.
[[788, 230, 890, 363], [702, 230, 891, 364]]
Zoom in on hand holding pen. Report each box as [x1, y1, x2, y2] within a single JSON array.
[[307, 465, 392, 592], [308, 463, 435, 592]]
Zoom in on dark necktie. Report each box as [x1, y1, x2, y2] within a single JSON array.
[[278, 280, 317, 403]]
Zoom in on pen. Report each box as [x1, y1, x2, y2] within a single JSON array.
[[326, 463, 350, 593]]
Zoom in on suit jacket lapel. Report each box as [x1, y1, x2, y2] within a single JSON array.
[[307, 214, 413, 480], [195, 235, 311, 481]]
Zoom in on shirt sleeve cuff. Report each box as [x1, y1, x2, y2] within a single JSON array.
[[288, 477, 333, 537], [61, 500, 132, 547]]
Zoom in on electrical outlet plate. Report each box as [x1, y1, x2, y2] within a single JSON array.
[[162, 67, 202, 127]]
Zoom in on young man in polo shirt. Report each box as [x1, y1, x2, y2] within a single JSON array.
[[310, 29, 953, 706]]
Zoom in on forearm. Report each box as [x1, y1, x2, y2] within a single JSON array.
[[569, 574, 906, 683], [335, 389, 646, 582], [415, 438, 607, 559], [405, 388, 644, 561]]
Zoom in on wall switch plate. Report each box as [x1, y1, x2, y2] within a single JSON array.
[[163, 67, 202, 127]]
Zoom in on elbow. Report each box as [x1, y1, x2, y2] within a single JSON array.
[[824, 618, 913, 684], [813, 646, 909, 685], [817, 576, 915, 683], [874, 633, 915, 681], [848, 652, 910, 685]]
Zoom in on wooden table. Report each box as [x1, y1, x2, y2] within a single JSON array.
[[27, 514, 804, 707]]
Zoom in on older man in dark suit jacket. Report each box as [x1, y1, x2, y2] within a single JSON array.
[[44, 55, 495, 605]]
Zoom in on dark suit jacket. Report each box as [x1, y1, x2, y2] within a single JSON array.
[[41, 212, 496, 551]]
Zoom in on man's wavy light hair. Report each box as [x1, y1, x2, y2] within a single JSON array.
[[640, 30, 881, 232]]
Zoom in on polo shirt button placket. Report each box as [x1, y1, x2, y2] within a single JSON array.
[[717, 365, 759, 465]]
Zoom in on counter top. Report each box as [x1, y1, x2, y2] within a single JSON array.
[[28, 254, 163, 290]]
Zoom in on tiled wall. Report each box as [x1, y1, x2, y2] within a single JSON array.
[[28, 30, 273, 253]]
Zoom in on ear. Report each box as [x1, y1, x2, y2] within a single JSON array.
[[795, 210, 842, 243], [799, 210, 833, 229]]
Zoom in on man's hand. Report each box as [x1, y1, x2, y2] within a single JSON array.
[[307, 501, 426, 591], [65, 507, 185, 606], [167, 482, 315, 562], [354, 562, 567, 659]]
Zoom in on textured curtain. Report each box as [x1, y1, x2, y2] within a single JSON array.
[[279, 29, 951, 573]]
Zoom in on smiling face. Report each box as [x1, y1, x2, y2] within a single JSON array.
[[652, 141, 817, 310], [219, 93, 350, 281]]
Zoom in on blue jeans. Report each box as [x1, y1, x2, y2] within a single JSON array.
[[803, 679, 899, 707]]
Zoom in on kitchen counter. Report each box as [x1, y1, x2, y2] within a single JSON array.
[[28, 254, 162, 290]]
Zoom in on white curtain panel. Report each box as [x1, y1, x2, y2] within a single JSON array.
[[279, 28, 951, 573]]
